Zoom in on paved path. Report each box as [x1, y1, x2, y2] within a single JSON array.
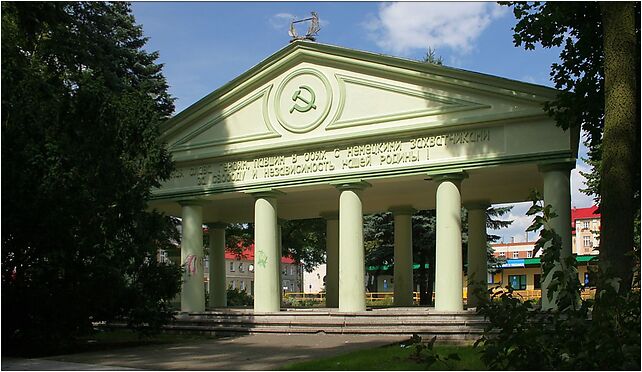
[[2, 334, 407, 370], [1, 358, 140, 370]]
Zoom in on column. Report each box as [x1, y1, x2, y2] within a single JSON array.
[[180, 201, 205, 312], [390, 206, 415, 306], [278, 219, 285, 300], [539, 162, 574, 310], [251, 190, 283, 313], [207, 222, 227, 308], [320, 212, 339, 308], [336, 180, 370, 312], [433, 172, 466, 312], [465, 201, 489, 308]]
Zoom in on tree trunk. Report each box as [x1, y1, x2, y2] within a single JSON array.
[[427, 246, 436, 306], [418, 251, 429, 305], [599, 2, 638, 292]]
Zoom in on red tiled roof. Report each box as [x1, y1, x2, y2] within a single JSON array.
[[571, 205, 600, 233], [225, 243, 296, 264], [572, 205, 600, 221]]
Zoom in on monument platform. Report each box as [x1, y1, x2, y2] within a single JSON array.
[[158, 307, 486, 342]]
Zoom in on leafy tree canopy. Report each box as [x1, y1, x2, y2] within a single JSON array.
[[1, 2, 181, 353], [501, 1, 640, 291]]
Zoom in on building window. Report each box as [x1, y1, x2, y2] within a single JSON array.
[[582, 220, 590, 229], [512, 251, 519, 259], [583, 236, 592, 247], [534, 274, 541, 290], [238, 263, 244, 272], [249, 264, 254, 272], [290, 266, 295, 276], [508, 275, 527, 290], [240, 281, 246, 291], [527, 251, 533, 258], [229, 261, 235, 272], [499, 252, 506, 257]]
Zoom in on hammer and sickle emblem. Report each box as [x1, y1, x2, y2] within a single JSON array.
[[289, 85, 317, 113]]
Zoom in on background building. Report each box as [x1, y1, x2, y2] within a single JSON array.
[[571, 205, 600, 256], [303, 263, 326, 293], [489, 205, 600, 291], [203, 244, 303, 295]]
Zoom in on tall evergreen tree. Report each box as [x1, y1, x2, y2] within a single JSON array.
[[2, 2, 181, 353]]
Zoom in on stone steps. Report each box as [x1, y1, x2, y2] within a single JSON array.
[[155, 308, 487, 341]]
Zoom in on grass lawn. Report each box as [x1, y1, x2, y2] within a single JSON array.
[[281, 342, 485, 370]]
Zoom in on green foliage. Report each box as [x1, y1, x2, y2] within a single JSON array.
[[474, 194, 640, 370], [226, 288, 253, 307], [366, 297, 394, 307], [364, 207, 512, 304], [501, 1, 640, 293], [1, 2, 181, 353], [281, 218, 326, 272], [282, 297, 323, 308], [404, 334, 461, 369], [221, 219, 326, 272]]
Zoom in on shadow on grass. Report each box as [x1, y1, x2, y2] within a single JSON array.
[[280, 342, 486, 371]]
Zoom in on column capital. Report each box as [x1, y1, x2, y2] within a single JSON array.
[[427, 170, 468, 183], [389, 206, 416, 215], [464, 200, 490, 210], [245, 188, 286, 199], [538, 159, 576, 173], [178, 199, 207, 207], [320, 211, 339, 220], [206, 222, 228, 229], [330, 179, 371, 191]]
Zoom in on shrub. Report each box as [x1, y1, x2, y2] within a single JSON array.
[[226, 288, 253, 306], [473, 193, 641, 370]]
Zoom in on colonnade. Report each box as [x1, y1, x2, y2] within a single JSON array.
[[177, 163, 573, 313]]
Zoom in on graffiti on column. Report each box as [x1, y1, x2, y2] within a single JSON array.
[[184, 254, 203, 276], [257, 250, 268, 268]]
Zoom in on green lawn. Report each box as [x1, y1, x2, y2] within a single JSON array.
[[281, 342, 485, 370]]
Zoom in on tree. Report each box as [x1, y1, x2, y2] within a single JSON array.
[[364, 206, 513, 305], [281, 219, 326, 273], [222, 219, 327, 272], [364, 213, 395, 291], [501, 1, 640, 292], [1, 2, 181, 353], [412, 210, 437, 305]]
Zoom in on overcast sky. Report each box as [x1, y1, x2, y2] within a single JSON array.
[[132, 1, 596, 242]]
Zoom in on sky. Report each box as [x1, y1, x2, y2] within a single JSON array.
[[132, 1, 596, 242]]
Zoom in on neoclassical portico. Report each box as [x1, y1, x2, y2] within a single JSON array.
[[150, 41, 578, 313]]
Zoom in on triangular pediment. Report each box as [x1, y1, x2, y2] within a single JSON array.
[[161, 41, 558, 163]]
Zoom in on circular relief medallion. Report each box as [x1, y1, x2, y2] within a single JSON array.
[[275, 68, 332, 133]]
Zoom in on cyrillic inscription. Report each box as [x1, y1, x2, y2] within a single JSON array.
[[163, 128, 498, 190]]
